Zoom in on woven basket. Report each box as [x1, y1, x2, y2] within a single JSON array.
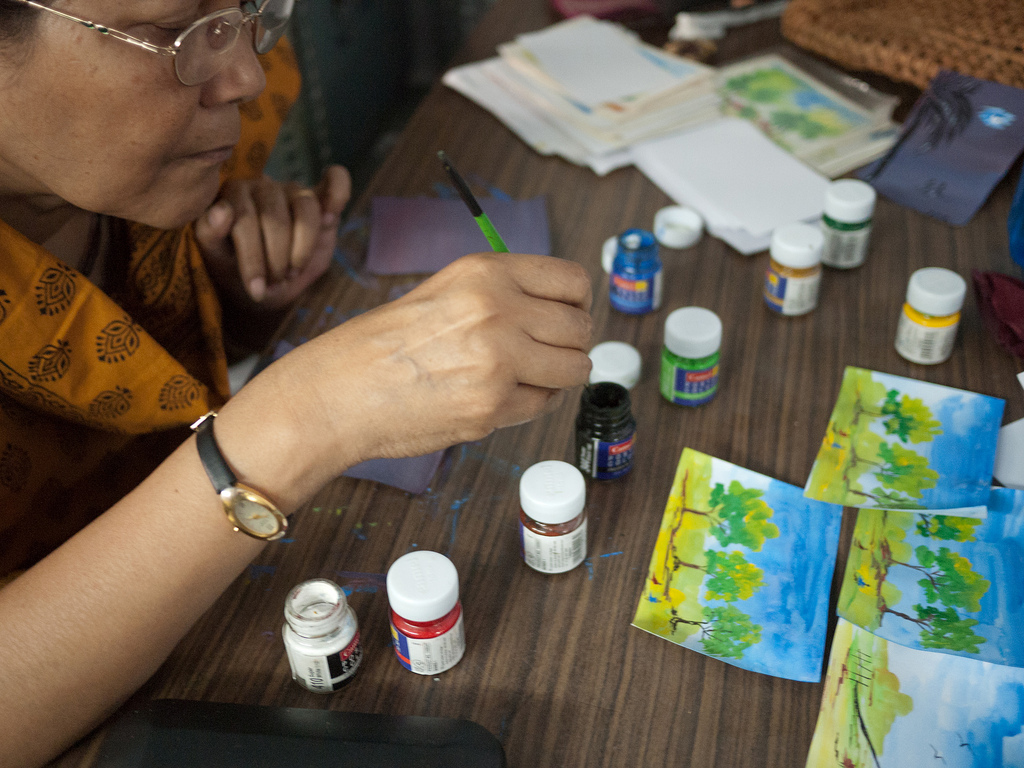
[[781, 0, 1024, 90]]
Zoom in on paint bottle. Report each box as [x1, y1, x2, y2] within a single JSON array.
[[821, 179, 876, 269], [660, 306, 721, 407], [386, 551, 465, 675], [282, 579, 362, 693], [575, 382, 636, 480], [895, 267, 967, 365], [609, 228, 662, 315], [763, 223, 824, 316], [519, 460, 587, 574]]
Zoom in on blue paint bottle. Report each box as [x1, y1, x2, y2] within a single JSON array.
[[609, 229, 662, 315]]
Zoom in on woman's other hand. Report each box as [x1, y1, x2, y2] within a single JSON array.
[[195, 165, 351, 310]]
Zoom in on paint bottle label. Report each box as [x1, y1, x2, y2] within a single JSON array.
[[579, 434, 634, 480], [609, 269, 663, 314], [390, 614, 465, 675], [895, 304, 959, 364], [821, 219, 871, 268], [659, 349, 719, 406], [520, 518, 587, 574], [284, 631, 362, 692], [764, 262, 821, 316]]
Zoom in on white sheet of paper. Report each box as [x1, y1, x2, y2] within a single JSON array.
[[1018, 371, 1024, 391], [514, 17, 685, 107], [995, 417, 1024, 490], [632, 118, 829, 238]]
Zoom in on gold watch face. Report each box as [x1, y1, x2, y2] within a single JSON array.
[[221, 485, 286, 540]]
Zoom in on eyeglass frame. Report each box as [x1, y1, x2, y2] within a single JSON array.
[[9, 0, 293, 85]]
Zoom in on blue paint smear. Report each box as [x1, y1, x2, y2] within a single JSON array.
[[583, 558, 594, 580], [247, 564, 277, 581], [600, 551, 624, 558]]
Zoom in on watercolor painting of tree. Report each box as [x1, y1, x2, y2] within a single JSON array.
[[806, 618, 1024, 768], [633, 448, 842, 682], [838, 488, 1024, 667], [805, 367, 1003, 515]]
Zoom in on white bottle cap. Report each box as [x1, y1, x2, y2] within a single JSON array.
[[770, 223, 824, 269], [601, 236, 617, 273], [905, 267, 967, 316], [519, 461, 586, 525], [824, 179, 876, 224], [663, 306, 721, 359], [653, 205, 704, 249], [386, 551, 459, 623], [588, 341, 642, 389]]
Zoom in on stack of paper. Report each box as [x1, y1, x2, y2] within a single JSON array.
[[443, 15, 719, 175], [632, 118, 830, 254]]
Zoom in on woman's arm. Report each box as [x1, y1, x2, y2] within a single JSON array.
[[0, 251, 593, 768]]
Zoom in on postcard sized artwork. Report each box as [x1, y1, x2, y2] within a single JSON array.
[[805, 367, 1004, 516], [632, 448, 842, 682], [838, 487, 1024, 667], [806, 618, 1024, 768]]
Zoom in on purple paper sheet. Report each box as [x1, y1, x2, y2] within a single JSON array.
[[259, 340, 444, 495], [365, 196, 551, 275]]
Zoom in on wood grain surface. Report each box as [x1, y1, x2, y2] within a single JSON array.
[[54, 4, 1023, 767]]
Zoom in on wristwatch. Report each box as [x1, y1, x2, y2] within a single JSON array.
[[191, 411, 288, 541]]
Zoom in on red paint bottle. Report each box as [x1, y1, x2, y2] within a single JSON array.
[[386, 551, 465, 675]]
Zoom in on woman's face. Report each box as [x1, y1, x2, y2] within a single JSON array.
[[0, 0, 266, 229]]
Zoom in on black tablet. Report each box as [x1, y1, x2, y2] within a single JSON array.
[[94, 699, 506, 768]]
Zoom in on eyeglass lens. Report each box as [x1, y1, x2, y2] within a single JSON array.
[[175, 0, 294, 85]]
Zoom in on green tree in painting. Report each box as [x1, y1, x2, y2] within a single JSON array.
[[707, 481, 780, 551], [724, 69, 802, 103], [913, 546, 989, 612], [915, 605, 985, 653], [770, 110, 834, 139], [670, 605, 762, 659], [880, 390, 943, 443], [915, 514, 981, 542], [704, 550, 765, 602]]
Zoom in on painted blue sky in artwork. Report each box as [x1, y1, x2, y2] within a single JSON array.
[[683, 459, 842, 682], [876, 624, 1024, 768], [857, 371, 1004, 511], [842, 489, 1024, 667]]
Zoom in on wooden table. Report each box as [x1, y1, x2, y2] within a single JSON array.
[[57, 3, 1023, 767]]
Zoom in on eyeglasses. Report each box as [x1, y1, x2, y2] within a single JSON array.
[[13, 0, 295, 86]]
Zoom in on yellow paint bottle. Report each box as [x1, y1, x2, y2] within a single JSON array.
[[895, 267, 966, 365]]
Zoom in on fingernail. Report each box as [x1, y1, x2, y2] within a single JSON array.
[[248, 277, 266, 302], [208, 201, 231, 229]]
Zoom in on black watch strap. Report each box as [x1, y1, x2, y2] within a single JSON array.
[[194, 413, 237, 494]]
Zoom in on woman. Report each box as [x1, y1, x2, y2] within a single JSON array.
[[0, 2, 593, 766]]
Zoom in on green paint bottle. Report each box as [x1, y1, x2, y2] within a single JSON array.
[[659, 307, 721, 407]]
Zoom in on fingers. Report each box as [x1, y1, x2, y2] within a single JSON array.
[[505, 253, 593, 312]]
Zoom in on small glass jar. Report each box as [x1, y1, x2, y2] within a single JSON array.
[[660, 306, 721, 407], [895, 267, 967, 365], [764, 223, 824, 316], [575, 382, 636, 480], [821, 179, 876, 269], [519, 461, 587, 574], [282, 579, 362, 693], [386, 551, 465, 675], [609, 229, 663, 315]]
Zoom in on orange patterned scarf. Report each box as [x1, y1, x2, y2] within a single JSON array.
[[0, 42, 301, 575]]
